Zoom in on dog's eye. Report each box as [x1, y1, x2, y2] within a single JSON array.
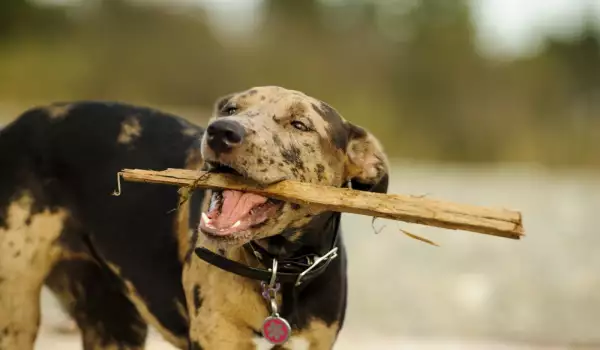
[[291, 121, 310, 132], [221, 105, 237, 116]]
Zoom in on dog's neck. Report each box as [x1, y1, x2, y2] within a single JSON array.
[[193, 211, 340, 268], [251, 211, 341, 262]]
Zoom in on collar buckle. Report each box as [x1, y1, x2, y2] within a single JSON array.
[[294, 247, 339, 286]]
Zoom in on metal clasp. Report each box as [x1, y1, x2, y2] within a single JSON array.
[[261, 259, 282, 315], [295, 247, 339, 286]]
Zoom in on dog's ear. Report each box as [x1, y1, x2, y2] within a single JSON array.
[[344, 123, 389, 194]]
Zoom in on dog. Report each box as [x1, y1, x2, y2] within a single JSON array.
[[0, 86, 389, 350], [0, 102, 202, 349], [183, 86, 389, 349]]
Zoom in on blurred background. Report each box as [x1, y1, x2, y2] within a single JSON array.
[[1, 0, 599, 349]]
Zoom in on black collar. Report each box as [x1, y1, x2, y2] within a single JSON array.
[[194, 213, 341, 287]]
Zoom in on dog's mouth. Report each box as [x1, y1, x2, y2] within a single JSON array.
[[199, 163, 283, 239]]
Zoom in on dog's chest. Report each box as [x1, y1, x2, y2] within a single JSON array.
[[203, 265, 269, 321], [200, 265, 327, 349]]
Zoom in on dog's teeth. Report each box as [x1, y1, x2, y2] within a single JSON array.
[[209, 194, 219, 211], [201, 212, 210, 224], [232, 220, 241, 228]]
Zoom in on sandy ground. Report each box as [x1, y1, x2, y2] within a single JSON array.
[[36, 328, 571, 350], [36, 286, 569, 350], [36, 325, 569, 350]]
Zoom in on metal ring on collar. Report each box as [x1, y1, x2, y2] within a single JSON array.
[[268, 258, 278, 288]]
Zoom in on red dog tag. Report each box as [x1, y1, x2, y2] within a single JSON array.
[[262, 315, 291, 345]]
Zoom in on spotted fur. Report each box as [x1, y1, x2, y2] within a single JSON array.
[[185, 86, 390, 349], [198, 86, 389, 244], [0, 103, 201, 350]]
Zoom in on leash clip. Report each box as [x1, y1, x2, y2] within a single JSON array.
[[295, 247, 339, 287], [261, 258, 280, 302]]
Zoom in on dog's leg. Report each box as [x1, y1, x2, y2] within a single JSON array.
[[0, 281, 43, 350], [0, 194, 68, 350], [289, 319, 340, 350], [45, 258, 148, 350]]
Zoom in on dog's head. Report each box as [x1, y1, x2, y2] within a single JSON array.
[[199, 86, 389, 246]]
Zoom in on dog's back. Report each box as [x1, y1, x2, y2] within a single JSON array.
[[0, 102, 204, 350]]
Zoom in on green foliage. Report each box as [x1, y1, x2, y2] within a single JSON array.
[[0, 0, 599, 167], [0, 0, 31, 35]]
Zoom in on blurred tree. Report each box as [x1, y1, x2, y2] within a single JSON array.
[[254, 0, 397, 141], [264, 0, 321, 27], [0, 0, 599, 167], [0, 0, 69, 41], [255, 0, 329, 91], [544, 21, 600, 115], [388, 0, 496, 161], [69, 0, 227, 105], [0, 0, 31, 36]]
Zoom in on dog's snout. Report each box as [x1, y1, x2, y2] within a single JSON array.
[[206, 119, 245, 154]]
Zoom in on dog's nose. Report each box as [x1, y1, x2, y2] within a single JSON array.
[[206, 119, 245, 154]]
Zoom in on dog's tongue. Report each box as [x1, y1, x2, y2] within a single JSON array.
[[212, 190, 267, 228]]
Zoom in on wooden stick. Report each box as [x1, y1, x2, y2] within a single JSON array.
[[115, 168, 524, 240]]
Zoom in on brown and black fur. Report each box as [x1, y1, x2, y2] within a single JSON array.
[[0, 102, 202, 350], [184, 86, 389, 349], [0, 86, 389, 350]]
